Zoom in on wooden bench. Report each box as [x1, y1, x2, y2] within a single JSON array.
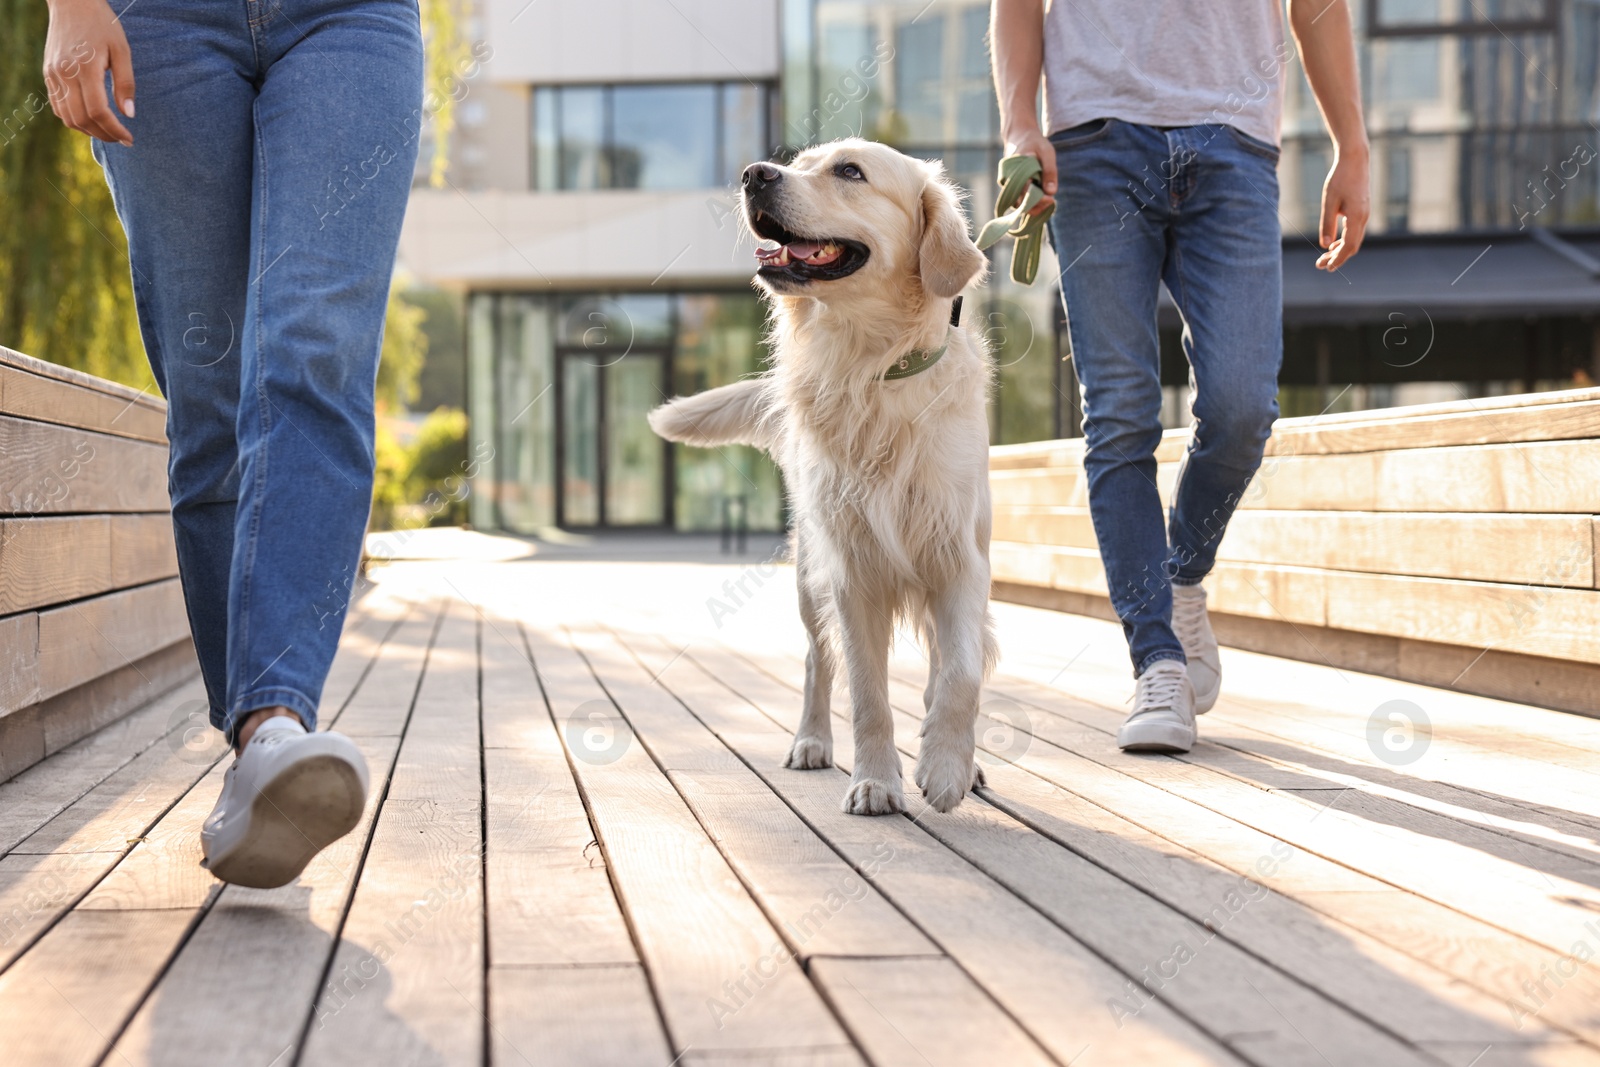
[[990, 387, 1600, 716], [0, 346, 196, 781]]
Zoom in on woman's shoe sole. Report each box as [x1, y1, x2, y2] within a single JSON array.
[[1117, 720, 1195, 753], [205, 754, 366, 889]]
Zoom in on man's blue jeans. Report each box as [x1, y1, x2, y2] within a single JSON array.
[[1047, 119, 1284, 676], [92, 0, 424, 742]]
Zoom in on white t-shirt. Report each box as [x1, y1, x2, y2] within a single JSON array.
[[1042, 1, 1289, 147]]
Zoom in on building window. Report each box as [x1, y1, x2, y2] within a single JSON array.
[[466, 291, 785, 533], [1367, 0, 1557, 36], [531, 82, 775, 192]]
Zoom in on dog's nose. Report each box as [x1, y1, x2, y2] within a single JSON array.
[[742, 162, 782, 189]]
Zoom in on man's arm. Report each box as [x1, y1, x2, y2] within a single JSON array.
[[991, 0, 1055, 206], [1289, 0, 1369, 270]]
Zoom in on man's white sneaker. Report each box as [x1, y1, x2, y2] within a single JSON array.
[[201, 717, 370, 889], [1118, 661, 1196, 753], [1172, 583, 1221, 714]]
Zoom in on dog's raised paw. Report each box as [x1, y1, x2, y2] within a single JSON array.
[[783, 736, 833, 770], [842, 778, 907, 816]]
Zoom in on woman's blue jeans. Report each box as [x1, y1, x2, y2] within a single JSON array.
[[92, 0, 424, 742], [1047, 119, 1285, 676]]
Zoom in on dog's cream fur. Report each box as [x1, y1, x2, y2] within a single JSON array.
[[649, 139, 996, 815]]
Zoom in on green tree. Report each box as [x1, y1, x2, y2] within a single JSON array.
[[0, 0, 468, 389]]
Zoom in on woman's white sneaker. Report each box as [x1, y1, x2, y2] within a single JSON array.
[[1171, 583, 1221, 714], [1118, 660, 1197, 753], [201, 716, 370, 889]]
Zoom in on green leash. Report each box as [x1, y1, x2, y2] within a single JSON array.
[[975, 154, 1055, 286]]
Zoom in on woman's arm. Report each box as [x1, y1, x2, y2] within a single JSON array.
[[1289, 0, 1370, 270], [43, 0, 136, 146], [990, 0, 1055, 206]]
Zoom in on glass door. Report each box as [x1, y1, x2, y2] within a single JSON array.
[[556, 349, 670, 527]]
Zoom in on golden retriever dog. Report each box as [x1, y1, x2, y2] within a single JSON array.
[[648, 139, 996, 815]]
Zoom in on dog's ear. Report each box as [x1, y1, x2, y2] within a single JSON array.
[[918, 172, 987, 299]]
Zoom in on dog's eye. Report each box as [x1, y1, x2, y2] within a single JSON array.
[[835, 162, 866, 182]]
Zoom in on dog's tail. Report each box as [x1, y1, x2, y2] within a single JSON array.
[[647, 377, 775, 450]]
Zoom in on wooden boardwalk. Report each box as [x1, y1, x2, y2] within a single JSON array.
[[3, 542, 1600, 1066]]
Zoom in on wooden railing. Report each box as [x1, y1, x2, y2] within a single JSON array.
[[0, 346, 195, 780], [989, 388, 1600, 715]]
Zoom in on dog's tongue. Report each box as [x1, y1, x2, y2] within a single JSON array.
[[755, 240, 843, 267]]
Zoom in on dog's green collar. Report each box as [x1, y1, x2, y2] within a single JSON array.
[[883, 331, 950, 381]]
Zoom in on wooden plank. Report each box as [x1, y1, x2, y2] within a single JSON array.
[[985, 388, 1600, 470], [989, 389, 1600, 468], [109, 514, 179, 588], [523, 624, 862, 1062], [948, 659, 1600, 980], [1270, 396, 1600, 457], [0, 513, 177, 638], [300, 601, 484, 1067], [489, 966, 672, 1067], [574, 627, 939, 960], [0, 678, 206, 857], [663, 642, 1243, 1067], [8, 686, 220, 858], [0, 607, 382, 980], [958, 667, 1600, 1051], [810, 957, 1057, 1067], [857, 657, 1600, 1058], [991, 543, 1600, 665], [734, 646, 1454, 1067], [0, 363, 166, 444], [992, 438, 1600, 514], [0, 344, 166, 441], [478, 614, 675, 1064], [0, 415, 168, 516], [35, 579, 190, 702], [0, 611, 40, 714], [101, 602, 436, 1067], [0, 516, 112, 615], [481, 621, 641, 969], [994, 507, 1598, 589], [0, 909, 197, 1067]]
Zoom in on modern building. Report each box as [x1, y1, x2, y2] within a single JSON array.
[[397, 0, 1600, 535]]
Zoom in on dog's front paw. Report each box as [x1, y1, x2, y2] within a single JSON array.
[[915, 748, 981, 814], [841, 777, 907, 816], [784, 735, 833, 770]]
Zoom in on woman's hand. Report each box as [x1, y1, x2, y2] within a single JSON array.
[[43, 0, 135, 146]]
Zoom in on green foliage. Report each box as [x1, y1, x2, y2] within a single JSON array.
[[378, 281, 428, 413], [0, 0, 150, 389], [408, 406, 469, 491], [369, 406, 469, 531], [0, 0, 466, 388]]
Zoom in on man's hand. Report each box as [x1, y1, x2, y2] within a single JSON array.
[[1317, 149, 1368, 271], [1005, 127, 1058, 216], [1290, 0, 1367, 270], [992, 0, 1054, 216], [43, 0, 135, 147]]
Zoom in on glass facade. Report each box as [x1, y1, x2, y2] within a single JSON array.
[[531, 82, 777, 191], [1280, 0, 1600, 234], [467, 291, 784, 533], [467, 0, 1600, 535], [778, 0, 1600, 439]]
